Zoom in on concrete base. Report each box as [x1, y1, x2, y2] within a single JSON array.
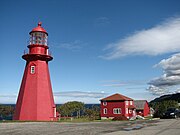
[[101, 117, 114, 120]]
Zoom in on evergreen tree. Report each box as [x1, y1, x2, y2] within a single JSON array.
[[150, 100, 179, 118], [56, 101, 84, 117]]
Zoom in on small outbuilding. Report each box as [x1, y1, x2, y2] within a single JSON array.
[[134, 100, 150, 117], [100, 93, 136, 119]]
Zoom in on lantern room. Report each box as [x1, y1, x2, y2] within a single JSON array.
[[22, 22, 53, 61], [29, 22, 48, 46]]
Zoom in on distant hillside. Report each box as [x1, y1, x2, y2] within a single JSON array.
[[150, 93, 180, 103]]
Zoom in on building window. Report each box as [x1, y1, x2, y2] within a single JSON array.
[[130, 101, 132, 105], [129, 110, 132, 114], [126, 108, 128, 114], [125, 101, 129, 105], [103, 108, 107, 114], [103, 101, 107, 106], [30, 66, 35, 74], [113, 108, 121, 114]]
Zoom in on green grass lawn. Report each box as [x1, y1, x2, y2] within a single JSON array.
[[0, 118, 114, 123], [0, 116, 154, 123], [57, 117, 113, 122]]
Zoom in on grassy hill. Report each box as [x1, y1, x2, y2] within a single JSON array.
[[150, 93, 180, 103]]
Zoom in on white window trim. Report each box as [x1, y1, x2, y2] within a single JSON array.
[[129, 110, 132, 114], [113, 108, 121, 114], [126, 108, 128, 114], [103, 108, 107, 114], [125, 101, 129, 105], [130, 101, 133, 105], [30, 66, 35, 74], [103, 101, 107, 106]]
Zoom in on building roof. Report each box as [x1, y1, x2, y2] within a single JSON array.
[[128, 105, 136, 109], [134, 100, 148, 110], [29, 22, 48, 35], [100, 93, 133, 101]]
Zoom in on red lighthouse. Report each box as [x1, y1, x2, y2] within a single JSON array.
[[13, 22, 57, 121]]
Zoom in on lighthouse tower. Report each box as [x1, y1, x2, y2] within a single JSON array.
[[13, 22, 57, 121]]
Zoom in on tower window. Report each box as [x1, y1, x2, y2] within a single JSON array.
[[30, 66, 35, 74]]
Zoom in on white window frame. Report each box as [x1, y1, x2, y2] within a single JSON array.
[[129, 110, 132, 114], [113, 108, 121, 114], [103, 108, 107, 114], [30, 66, 35, 74], [130, 101, 133, 105], [126, 108, 128, 114], [103, 101, 107, 106], [125, 101, 129, 105]]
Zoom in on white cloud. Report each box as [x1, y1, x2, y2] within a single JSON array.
[[175, 88, 180, 93], [146, 85, 169, 96], [126, 87, 146, 90], [149, 75, 180, 87], [147, 53, 180, 95], [52, 40, 86, 51], [101, 80, 146, 87], [155, 53, 180, 72], [101, 17, 180, 59], [0, 91, 107, 104], [127, 91, 156, 101], [0, 94, 17, 98], [102, 83, 126, 87], [54, 91, 107, 98], [0, 94, 17, 104]]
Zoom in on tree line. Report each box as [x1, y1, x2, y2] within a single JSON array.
[[0, 105, 14, 119], [56, 101, 100, 120], [0, 102, 100, 120], [149, 100, 179, 118], [1, 100, 179, 120]]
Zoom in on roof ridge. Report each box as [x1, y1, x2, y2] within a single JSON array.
[[100, 93, 133, 101]]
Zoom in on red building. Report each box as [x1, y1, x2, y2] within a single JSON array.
[[13, 22, 57, 121], [134, 100, 150, 117], [100, 93, 136, 119]]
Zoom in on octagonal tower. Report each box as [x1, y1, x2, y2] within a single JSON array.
[[13, 22, 57, 121]]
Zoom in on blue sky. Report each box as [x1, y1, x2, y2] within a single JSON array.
[[1, 0, 180, 104]]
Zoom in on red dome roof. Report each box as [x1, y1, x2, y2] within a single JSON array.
[[29, 22, 48, 35]]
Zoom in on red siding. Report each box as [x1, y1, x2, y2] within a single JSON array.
[[101, 101, 125, 118], [143, 102, 150, 116], [135, 101, 150, 117], [100, 100, 135, 118]]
